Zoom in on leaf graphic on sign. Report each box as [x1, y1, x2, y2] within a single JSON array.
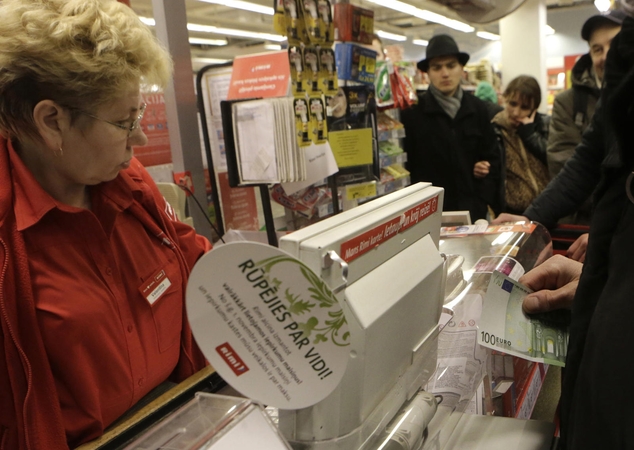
[[254, 255, 350, 347], [298, 317, 319, 339], [285, 288, 315, 315], [300, 266, 336, 308]]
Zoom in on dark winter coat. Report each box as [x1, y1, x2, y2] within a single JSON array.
[[401, 90, 501, 221], [559, 17, 634, 449], [547, 53, 600, 179], [523, 104, 604, 229]]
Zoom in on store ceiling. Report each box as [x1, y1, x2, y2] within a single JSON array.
[[128, 0, 597, 71]]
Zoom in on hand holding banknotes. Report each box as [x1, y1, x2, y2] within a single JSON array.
[[519, 255, 583, 314]]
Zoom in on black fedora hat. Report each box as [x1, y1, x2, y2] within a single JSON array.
[[417, 34, 470, 72], [581, 9, 626, 41]]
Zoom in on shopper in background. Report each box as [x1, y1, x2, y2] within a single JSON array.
[[519, 13, 634, 448], [402, 34, 501, 221], [491, 10, 625, 262], [474, 80, 503, 120], [539, 10, 625, 245], [492, 75, 550, 216], [0, 1, 210, 448], [548, 9, 624, 181]]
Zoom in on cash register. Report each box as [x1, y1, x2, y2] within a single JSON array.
[[122, 183, 555, 450]]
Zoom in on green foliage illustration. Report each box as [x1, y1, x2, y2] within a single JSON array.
[[285, 288, 315, 315], [255, 255, 350, 347]]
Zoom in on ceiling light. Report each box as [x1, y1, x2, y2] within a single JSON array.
[[140, 17, 286, 42], [198, 0, 274, 15], [376, 30, 407, 41], [139, 16, 156, 26], [264, 44, 283, 50], [476, 31, 500, 41], [192, 57, 231, 65], [189, 37, 228, 46], [187, 23, 286, 41], [365, 0, 475, 33], [594, 0, 611, 12], [545, 25, 555, 35], [413, 39, 429, 46]]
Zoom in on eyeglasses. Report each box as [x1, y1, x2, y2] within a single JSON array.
[[75, 103, 147, 137]]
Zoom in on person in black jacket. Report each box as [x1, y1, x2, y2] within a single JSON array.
[[518, 13, 634, 449], [492, 75, 550, 215], [492, 10, 625, 262], [402, 35, 501, 221]]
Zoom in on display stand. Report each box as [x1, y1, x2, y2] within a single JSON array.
[[196, 63, 232, 237], [259, 184, 279, 247], [76, 367, 225, 450], [327, 174, 341, 215], [219, 98, 278, 246], [124, 393, 291, 450]]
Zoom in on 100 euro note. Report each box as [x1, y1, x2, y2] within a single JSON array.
[[478, 271, 568, 367]]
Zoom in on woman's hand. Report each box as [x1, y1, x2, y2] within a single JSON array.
[[519, 254, 583, 314], [519, 109, 537, 125], [473, 161, 490, 178], [491, 213, 529, 224], [566, 233, 589, 263]]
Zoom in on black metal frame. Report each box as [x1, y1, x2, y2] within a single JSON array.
[[195, 62, 234, 238]]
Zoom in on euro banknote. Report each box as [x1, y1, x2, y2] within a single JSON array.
[[478, 271, 568, 367]]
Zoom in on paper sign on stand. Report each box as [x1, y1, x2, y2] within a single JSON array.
[[227, 51, 291, 100], [281, 142, 339, 195], [328, 128, 373, 167], [187, 242, 351, 409]]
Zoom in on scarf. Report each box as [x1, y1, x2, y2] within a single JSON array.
[[492, 111, 550, 213], [429, 83, 463, 119]]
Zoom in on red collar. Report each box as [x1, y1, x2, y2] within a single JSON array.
[[8, 139, 140, 231]]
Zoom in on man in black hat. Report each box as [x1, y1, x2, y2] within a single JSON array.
[[547, 9, 624, 182], [401, 34, 501, 221]]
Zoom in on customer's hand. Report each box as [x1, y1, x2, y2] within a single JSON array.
[[519, 109, 537, 125], [567, 233, 589, 263], [473, 161, 490, 178], [519, 254, 583, 314], [491, 213, 529, 225]]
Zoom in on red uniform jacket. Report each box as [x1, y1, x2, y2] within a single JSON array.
[[0, 137, 210, 450]]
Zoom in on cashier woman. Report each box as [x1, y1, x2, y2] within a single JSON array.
[[0, 1, 211, 448]]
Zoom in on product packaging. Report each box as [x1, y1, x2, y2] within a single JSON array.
[[309, 95, 328, 144], [335, 42, 377, 85], [293, 97, 313, 147], [284, 0, 305, 45], [375, 61, 394, 108], [333, 3, 374, 44], [318, 47, 338, 94], [273, 0, 286, 36], [317, 0, 334, 44], [301, 0, 323, 43], [303, 46, 320, 94], [289, 45, 305, 95]]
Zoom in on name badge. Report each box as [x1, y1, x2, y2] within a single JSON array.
[[139, 268, 172, 305]]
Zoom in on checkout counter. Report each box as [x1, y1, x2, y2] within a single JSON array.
[[78, 183, 556, 450]]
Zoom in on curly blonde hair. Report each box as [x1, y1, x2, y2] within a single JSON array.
[[0, 0, 172, 139]]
